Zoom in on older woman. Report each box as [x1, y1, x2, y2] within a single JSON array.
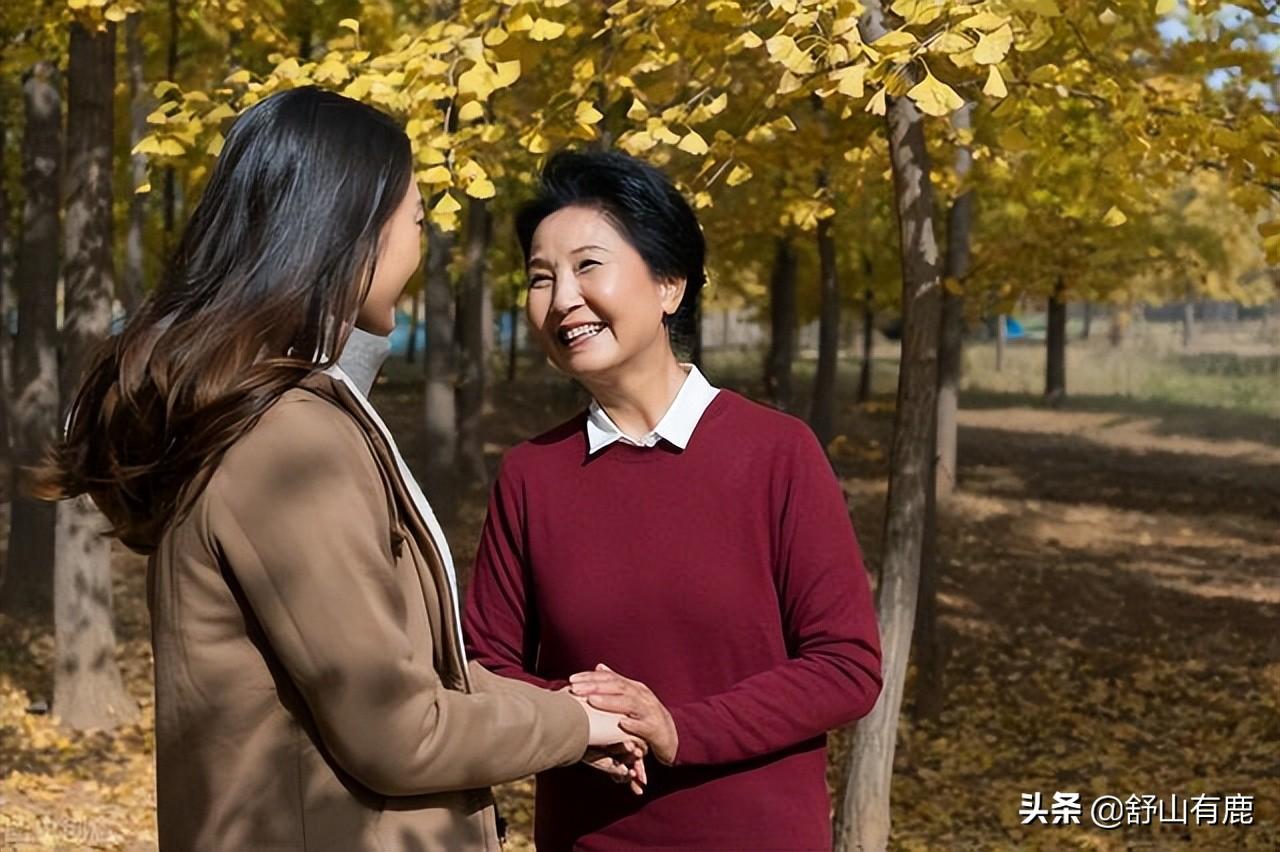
[[464, 150, 883, 851]]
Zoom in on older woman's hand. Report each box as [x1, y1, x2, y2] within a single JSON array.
[[570, 664, 679, 765]]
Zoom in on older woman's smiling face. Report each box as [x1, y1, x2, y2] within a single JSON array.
[[525, 205, 685, 379]]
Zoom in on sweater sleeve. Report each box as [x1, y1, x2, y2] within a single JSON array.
[[206, 399, 588, 797], [666, 422, 883, 766], [464, 456, 570, 691]]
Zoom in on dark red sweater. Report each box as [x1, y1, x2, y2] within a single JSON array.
[[464, 390, 882, 851]]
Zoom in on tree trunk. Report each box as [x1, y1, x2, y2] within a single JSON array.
[[122, 12, 147, 317], [913, 103, 974, 725], [835, 14, 943, 848], [2, 62, 61, 622], [1081, 299, 1092, 340], [995, 313, 1006, 371], [1045, 279, 1067, 404], [455, 198, 491, 491], [1182, 285, 1195, 349], [423, 219, 457, 513], [162, 0, 179, 253], [935, 102, 972, 502], [764, 235, 797, 410], [858, 285, 874, 404], [0, 111, 12, 468], [56, 21, 138, 731], [810, 206, 840, 449], [406, 285, 421, 363]]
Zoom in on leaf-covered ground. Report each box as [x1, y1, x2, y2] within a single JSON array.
[[2, 347, 1276, 850]]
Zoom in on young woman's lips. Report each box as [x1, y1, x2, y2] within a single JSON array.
[[559, 322, 608, 349]]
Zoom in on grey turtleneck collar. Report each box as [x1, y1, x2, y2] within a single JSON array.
[[334, 327, 392, 396]]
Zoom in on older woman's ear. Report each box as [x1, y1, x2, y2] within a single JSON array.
[[659, 276, 688, 316]]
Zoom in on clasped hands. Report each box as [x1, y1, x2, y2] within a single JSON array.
[[568, 664, 678, 796]]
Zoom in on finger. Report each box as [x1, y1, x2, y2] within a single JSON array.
[[618, 716, 656, 740], [568, 673, 631, 690], [569, 681, 631, 698], [597, 663, 615, 672], [629, 778, 644, 796], [635, 757, 648, 787], [585, 694, 645, 716]]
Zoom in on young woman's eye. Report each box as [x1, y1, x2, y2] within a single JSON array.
[[528, 275, 551, 289]]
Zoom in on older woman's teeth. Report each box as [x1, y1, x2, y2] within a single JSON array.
[[562, 323, 606, 343]]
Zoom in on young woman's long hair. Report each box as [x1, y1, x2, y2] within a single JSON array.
[[35, 86, 414, 554]]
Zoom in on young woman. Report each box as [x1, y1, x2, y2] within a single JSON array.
[[463, 150, 885, 851], [38, 88, 640, 852]]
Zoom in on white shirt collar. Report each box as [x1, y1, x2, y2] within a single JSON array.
[[586, 364, 720, 455]]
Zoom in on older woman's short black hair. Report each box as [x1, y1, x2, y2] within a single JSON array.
[[515, 149, 706, 351]]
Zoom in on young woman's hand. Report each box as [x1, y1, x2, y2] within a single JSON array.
[[582, 744, 648, 795], [570, 664, 679, 765]]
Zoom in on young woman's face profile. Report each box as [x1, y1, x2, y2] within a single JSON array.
[[357, 178, 424, 335], [525, 205, 685, 379]]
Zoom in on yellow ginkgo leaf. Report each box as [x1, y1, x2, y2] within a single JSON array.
[[135, 182, 151, 194], [338, 18, 360, 33], [483, 28, 509, 46], [765, 34, 815, 74], [520, 128, 551, 154], [529, 18, 567, 41], [627, 98, 649, 120], [225, 69, 252, 85], [974, 24, 1013, 64], [618, 131, 658, 155], [870, 31, 918, 50], [421, 165, 452, 184], [831, 64, 866, 98], [314, 60, 351, 84], [983, 65, 1008, 98], [726, 163, 753, 186], [574, 59, 596, 82], [105, 5, 128, 23], [434, 192, 462, 215], [1154, 0, 1176, 13], [466, 178, 496, 199], [866, 87, 888, 116], [890, 0, 945, 26], [907, 71, 964, 117], [158, 138, 186, 157], [677, 131, 709, 155], [575, 101, 603, 125], [458, 101, 485, 122], [1103, 206, 1127, 227], [961, 11, 1009, 31], [494, 60, 521, 89], [740, 31, 764, 49], [207, 133, 224, 156]]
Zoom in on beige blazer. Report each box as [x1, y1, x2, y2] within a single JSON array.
[[146, 372, 588, 851]]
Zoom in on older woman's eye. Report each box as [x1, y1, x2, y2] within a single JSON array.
[[577, 259, 599, 272]]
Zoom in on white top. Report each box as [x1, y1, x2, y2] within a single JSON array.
[[325, 336, 467, 661], [586, 364, 720, 454]]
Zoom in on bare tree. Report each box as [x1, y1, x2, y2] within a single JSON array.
[[455, 197, 491, 490], [764, 235, 797, 410], [1, 62, 61, 622], [54, 20, 138, 730]]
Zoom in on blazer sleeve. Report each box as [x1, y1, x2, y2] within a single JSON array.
[[665, 421, 883, 766], [204, 397, 588, 797], [463, 456, 569, 691]]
